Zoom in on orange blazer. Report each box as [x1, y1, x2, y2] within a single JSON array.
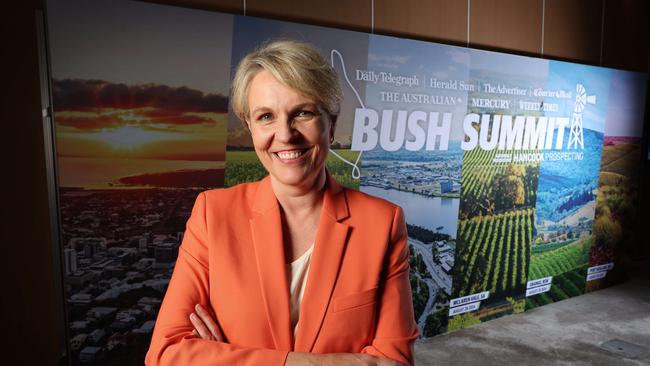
[[145, 174, 419, 366]]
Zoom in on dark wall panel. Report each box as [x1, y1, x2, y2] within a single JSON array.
[[470, 0, 543, 55], [601, 0, 649, 72], [374, 0, 468, 44], [247, 0, 371, 32], [144, 0, 243, 13], [3, 0, 63, 364], [543, 0, 603, 64]]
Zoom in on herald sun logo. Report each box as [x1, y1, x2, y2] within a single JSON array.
[[351, 84, 595, 153]]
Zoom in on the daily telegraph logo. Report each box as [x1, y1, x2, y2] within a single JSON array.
[[351, 84, 595, 164]]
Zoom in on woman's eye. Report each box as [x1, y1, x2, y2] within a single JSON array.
[[258, 113, 272, 121], [296, 110, 315, 118]]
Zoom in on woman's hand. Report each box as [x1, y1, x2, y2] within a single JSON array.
[[189, 303, 223, 341], [285, 352, 403, 366]]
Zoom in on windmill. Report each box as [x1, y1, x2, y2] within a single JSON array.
[[567, 83, 596, 149]]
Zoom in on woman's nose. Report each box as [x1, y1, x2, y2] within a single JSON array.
[[275, 117, 297, 142]]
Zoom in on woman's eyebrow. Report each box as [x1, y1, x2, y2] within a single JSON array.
[[250, 106, 271, 116], [250, 103, 319, 116], [289, 103, 320, 113]]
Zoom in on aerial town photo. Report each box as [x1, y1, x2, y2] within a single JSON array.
[[60, 187, 204, 364], [360, 146, 463, 337]]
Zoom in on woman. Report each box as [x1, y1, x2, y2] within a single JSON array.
[[145, 40, 418, 366]]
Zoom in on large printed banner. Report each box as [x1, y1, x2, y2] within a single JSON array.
[[48, 0, 647, 364]]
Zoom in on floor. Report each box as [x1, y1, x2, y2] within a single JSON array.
[[414, 276, 650, 365]]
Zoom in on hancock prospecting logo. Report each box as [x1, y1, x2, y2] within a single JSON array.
[[329, 48, 598, 178]]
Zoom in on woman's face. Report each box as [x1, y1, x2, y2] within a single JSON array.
[[246, 70, 335, 190]]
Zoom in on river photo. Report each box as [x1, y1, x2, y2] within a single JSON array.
[[361, 186, 460, 239]]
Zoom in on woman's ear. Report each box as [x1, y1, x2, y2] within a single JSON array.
[[244, 117, 251, 131], [329, 114, 338, 142]]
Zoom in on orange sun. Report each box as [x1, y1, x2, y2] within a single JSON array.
[[93, 125, 169, 150]]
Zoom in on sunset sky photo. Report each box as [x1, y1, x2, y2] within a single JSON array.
[[48, 0, 234, 188]]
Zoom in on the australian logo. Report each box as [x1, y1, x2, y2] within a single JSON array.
[[351, 84, 595, 163]]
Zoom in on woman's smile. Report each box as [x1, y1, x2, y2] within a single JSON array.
[[273, 147, 312, 163]]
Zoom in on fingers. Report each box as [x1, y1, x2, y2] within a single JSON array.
[[321, 353, 403, 366], [189, 312, 213, 340], [357, 354, 404, 366], [376, 357, 403, 366], [194, 304, 223, 342], [189, 304, 223, 342]]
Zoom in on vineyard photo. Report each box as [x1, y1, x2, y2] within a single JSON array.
[[526, 237, 591, 308], [450, 146, 540, 330]]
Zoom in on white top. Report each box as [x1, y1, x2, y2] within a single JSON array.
[[287, 244, 314, 336]]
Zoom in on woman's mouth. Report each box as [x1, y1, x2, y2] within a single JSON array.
[[274, 148, 310, 163]]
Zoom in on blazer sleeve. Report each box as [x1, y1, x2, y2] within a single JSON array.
[[145, 192, 289, 366], [359, 206, 419, 366]]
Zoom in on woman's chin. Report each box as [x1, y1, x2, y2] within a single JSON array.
[[269, 168, 323, 189]]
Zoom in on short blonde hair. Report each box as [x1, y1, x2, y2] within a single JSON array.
[[230, 39, 343, 124]]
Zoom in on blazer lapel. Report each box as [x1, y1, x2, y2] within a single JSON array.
[[294, 175, 350, 352], [249, 176, 293, 351]]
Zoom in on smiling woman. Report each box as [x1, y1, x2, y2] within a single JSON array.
[[145, 40, 418, 366]]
